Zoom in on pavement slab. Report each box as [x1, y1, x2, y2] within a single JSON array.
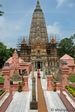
[[6, 91, 31, 112]]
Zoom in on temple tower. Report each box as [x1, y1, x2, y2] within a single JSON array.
[[17, 0, 58, 71], [19, 37, 31, 62], [29, 0, 48, 69], [29, 0, 48, 45]]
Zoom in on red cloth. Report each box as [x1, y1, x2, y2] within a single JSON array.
[[37, 69, 40, 78]]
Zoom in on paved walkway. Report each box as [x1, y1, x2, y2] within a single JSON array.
[[0, 93, 9, 107], [63, 91, 75, 108], [44, 91, 67, 112], [4, 71, 75, 112], [59, 91, 75, 112], [37, 78, 48, 112], [6, 91, 31, 112]]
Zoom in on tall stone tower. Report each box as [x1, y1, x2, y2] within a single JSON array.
[[29, 0, 48, 69], [18, 0, 58, 70], [29, 0, 48, 45]]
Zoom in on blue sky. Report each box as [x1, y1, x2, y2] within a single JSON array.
[[0, 0, 75, 48]]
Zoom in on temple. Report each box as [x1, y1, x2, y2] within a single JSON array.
[[18, 0, 57, 70], [0, 1, 75, 112]]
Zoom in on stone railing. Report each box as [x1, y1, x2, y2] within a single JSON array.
[[65, 89, 75, 101], [0, 92, 12, 112], [0, 91, 7, 100], [58, 91, 75, 112]]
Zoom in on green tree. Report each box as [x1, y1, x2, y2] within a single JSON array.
[[58, 37, 75, 58], [70, 34, 75, 40], [0, 42, 6, 68], [0, 42, 14, 68]]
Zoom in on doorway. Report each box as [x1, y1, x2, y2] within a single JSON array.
[[35, 61, 42, 70], [37, 61, 40, 69]]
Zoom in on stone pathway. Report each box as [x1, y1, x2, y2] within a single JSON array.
[[0, 92, 9, 107], [4, 71, 75, 112], [44, 91, 67, 112], [59, 91, 75, 112], [6, 91, 31, 112], [63, 91, 75, 108], [37, 78, 48, 112]]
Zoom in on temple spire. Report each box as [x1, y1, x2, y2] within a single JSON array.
[[21, 37, 27, 46], [36, 0, 41, 10], [37, 0, 40, 4], [29, 0, 48, 44]]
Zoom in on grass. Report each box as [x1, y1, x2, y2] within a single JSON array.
[[65, 86, 75, 97], [68, 75, 75, 82], [0, 76, 4, 84], [0, 89, 5, 96]]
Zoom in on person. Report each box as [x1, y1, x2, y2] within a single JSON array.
[[37, 69, 40, 78]]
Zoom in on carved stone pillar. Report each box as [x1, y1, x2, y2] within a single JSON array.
[[2, 66, 10, 92], [23, 76, 29, 91], [61, 67, 69, 89], [47, 75, 53, 91], [30, 76, 38, 109], [56, 83, 61, 91]]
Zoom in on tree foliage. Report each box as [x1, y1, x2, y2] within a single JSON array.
[[58, 34, 75, 58], [0, 42, 14, 68]]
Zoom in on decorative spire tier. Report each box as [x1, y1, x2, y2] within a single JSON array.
[[35, 0, 41, 11]]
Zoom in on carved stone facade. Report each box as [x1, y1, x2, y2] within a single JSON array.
[[18, 38, 31, 61], [18, 0, 57, 69]]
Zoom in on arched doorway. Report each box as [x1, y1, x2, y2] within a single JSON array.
[[35, 60, 43, 70], [37, 61, 43, 70], [37, 61, 40, 69]]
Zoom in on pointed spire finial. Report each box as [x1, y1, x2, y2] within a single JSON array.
[[36, 0, 41, 10], [37, 0, 40, 4], [13, 49, 18, 58], [21, 36, 27, 45]]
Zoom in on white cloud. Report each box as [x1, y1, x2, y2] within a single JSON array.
[[56, 0, 67, 7], [47, 22, 62, 36], [0, 16, 26, 48], [0, 10, 32, 48], [0, 17, 22, 36]]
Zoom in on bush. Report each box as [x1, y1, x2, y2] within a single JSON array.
[[0, 89, 5, 96], [18, 82, 22, 92], [11, 74, 21, 81], [0, 76, 4, 84], [65, 86, 75, 97], [53, 88, 56, 92], [68, 75, 75, 82], [10, 80, 13, 85]]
